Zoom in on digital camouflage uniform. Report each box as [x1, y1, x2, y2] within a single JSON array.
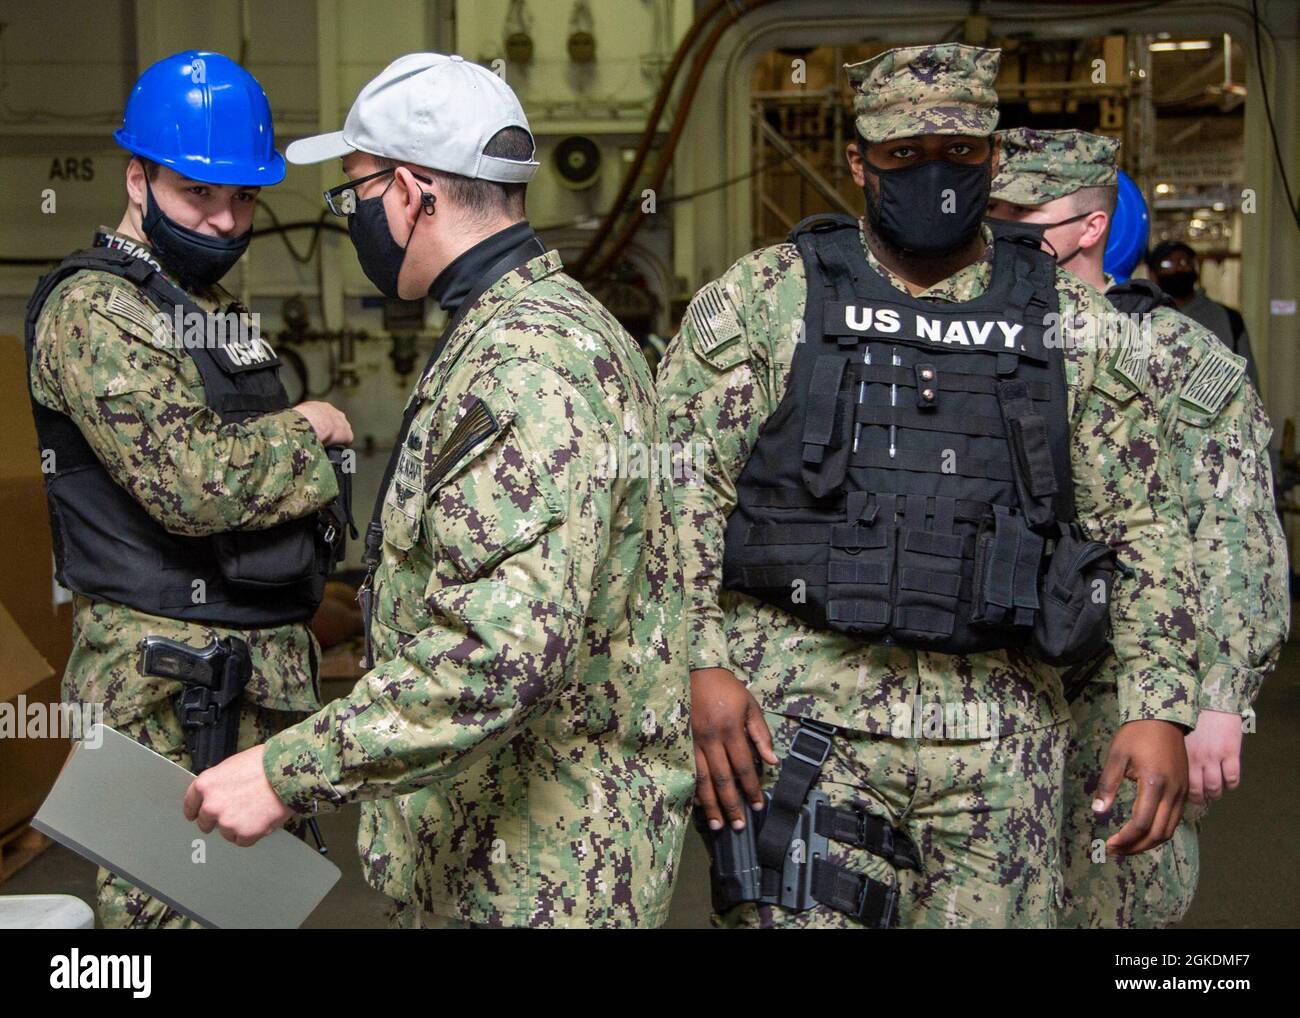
[[262, 247, 694, 928], [992, 128, 1290, 928], [29, 228, 337, 928], [659, 46, 1201, 929]]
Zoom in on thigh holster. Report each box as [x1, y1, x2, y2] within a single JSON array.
[[695, 720, 920, 928]]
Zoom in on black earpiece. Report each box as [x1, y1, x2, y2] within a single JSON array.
[[420, 191, 436, 215]]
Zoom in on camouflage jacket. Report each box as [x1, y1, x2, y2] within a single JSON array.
[[262, 248, 694, 928], [1099, 279, 1288, 714], [29, 228, 336, 716], [657, 225, 1201, 736]]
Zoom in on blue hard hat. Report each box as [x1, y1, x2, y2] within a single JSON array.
[[1103, 169, 1150, 283], [114, 50, 285, 186]]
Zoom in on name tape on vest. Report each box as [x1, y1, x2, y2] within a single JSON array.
[[825, 302, 1027, 350], [212, 334, 280, 373], [94, 231, 163, 273]]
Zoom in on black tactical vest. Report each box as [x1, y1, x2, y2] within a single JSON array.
[[722, 215, 1079, 655], [25, 237, 330, 627], [1106, 277, 1173, 316]]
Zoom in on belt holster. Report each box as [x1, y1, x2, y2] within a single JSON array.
[[140, 634, 252, 774]]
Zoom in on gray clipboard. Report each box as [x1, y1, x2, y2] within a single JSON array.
[[32, 724, 340, 929]]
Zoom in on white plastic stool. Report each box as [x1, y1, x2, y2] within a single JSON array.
[[0, 894, 95, 929]]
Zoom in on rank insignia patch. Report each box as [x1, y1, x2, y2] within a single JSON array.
[[431, 397, 499, 487]]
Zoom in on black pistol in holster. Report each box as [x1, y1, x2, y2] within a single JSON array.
[[694, 719, 921, 928], [140, 635, 250, 774], [140, 634, 330, 854]]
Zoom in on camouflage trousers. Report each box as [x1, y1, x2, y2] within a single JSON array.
[[68, 691, 308, 929], [385, 899, 479, 929], [61, 599, 319, 928], [717, 711, 1067, 929], [1060, 682, 1201, 928]]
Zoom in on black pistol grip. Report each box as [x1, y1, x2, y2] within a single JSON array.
[[139, 635, 219, 687]]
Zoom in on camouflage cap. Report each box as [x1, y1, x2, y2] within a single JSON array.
[[845, 44, 1001, 143], [990, 127, 1120, 205]]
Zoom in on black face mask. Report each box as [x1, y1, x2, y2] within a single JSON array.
[[347, 172, 431, 298], [348, 192, 412, 298], [142, 180, 250, 289], [985, 210, 1093, 266], [865, 151, 992, 256], [1156, 270, 1197, 298]]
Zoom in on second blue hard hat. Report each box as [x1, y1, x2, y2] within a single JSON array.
[[114, 50, 285, 186], [1103, 169, 1150, 284]]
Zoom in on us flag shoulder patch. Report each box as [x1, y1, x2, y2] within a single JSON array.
[[1108, 320, 1151, 392], [104, 288, 167, 345], [431, 397, 499, 487], [1179, 346, 1245, 415], [686, 282, 741, 355]]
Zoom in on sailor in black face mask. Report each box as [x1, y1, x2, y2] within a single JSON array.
[[987, 128, 1287, 932], [24, 50, 353, 929], [1146, 240, 1259, 388], [661, 43, 1202, 930], [137, 176, 251, 289], [183, 53, 694, 931], [857, 132, 994, 270], [984, 129, 1114, 275]]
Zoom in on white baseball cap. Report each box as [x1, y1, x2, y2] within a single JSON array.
[[286, 53, 539, 183]]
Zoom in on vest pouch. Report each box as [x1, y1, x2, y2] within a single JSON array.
[[825, 492, 892, 638], [891, 521, 964, 643], [970, 505, 1043, 633], [997, 380, 1059, 531], [316, 505, 347, 578], [211, 520, 318, 591], [800, 355, 852, 499], [1028, 527, 1117, 665]]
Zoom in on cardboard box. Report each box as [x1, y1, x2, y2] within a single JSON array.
[[0, 335, 72, 668], [0, 476, 72, 668], [0, 599, 67, 839], [0, 335, 42, 485], [0, 334, 75, 842]]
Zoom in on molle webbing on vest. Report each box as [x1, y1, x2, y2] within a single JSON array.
[[722, 214, 1075, 655]]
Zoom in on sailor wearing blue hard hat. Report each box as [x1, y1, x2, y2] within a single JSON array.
[[110, 49, 287, 288], [24, 50, 353, 928], [1105, 170, 1150, 284]]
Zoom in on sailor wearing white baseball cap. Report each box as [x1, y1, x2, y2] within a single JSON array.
[[287, 53, 539, 182], [197, 50, 694, 930], [288, 52, 541, 300]]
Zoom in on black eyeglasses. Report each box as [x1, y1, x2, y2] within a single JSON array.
[[323, 167, 434, 217]]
